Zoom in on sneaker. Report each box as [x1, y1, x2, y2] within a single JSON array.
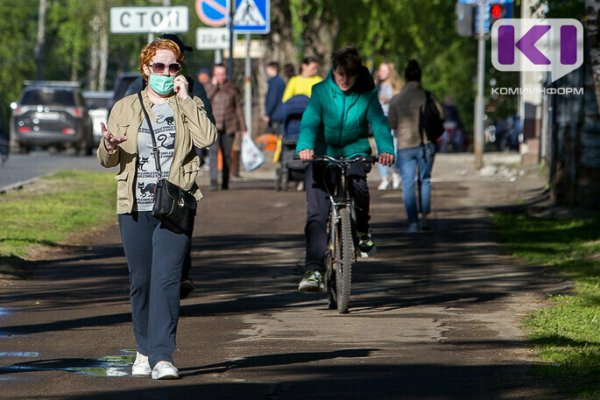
[[357, 231, 376, 253], [131, 352, 151, 377], [377, 178, 390, 191], [298, 270, 325, 292], [407, 222, 419, 233], [151, 361, 180, 380], [391, 172, 401, 190], [180, 276, 195, 299]]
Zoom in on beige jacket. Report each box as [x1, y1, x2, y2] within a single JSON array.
[[388, 81, 443, 149], [97, 89, 217, 214]]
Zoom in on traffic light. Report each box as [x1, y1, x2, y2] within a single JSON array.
[[489, 2, 513, 26]]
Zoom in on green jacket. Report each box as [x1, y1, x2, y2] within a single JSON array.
[[296, 68, 394, 158]]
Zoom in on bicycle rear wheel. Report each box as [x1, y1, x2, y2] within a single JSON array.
[[336, 207, 354, 314]]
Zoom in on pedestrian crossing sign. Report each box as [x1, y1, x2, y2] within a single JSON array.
[[233, 0, 270, 34]]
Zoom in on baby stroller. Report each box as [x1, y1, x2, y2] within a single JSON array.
[[274, 95, 310, 191]]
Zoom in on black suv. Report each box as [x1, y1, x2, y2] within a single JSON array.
[[10, 81, 94, 155]]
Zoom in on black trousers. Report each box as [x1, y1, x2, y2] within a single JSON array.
[[303, 161, 371, 272]]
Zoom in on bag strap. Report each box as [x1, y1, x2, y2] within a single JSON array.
[[137, 92, 162, 175], [418, 91, 433, 157]]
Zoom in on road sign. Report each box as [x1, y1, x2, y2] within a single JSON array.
[[110, 7, 188, 34], [233, 0, 270, 34], [196, 28, 230, 49], [223, 39, 266, 58], [196, 0, 229, 27]]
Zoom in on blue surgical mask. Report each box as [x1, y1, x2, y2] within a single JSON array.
[[148, 74, 174, 95]]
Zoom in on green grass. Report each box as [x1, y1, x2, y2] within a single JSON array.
[[0, 170, 115, 260], [493, 213, 600, 399]]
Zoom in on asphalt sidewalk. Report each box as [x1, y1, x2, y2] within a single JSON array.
[[0, 152, 569, 400]]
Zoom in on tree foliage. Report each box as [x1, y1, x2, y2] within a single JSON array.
[[281, 0, 483, 139], [0, 0, 523, 140]]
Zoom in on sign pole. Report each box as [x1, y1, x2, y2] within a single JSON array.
[[244, 33, 252, 137], [474, 0, 486, 169], [227, 1, 234, 81]]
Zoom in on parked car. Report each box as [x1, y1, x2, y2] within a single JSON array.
[[108, 72, 140, 111], [83, 90, 113, 147], [10, 81, 94, 155]]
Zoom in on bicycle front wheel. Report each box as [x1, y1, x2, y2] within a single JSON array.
[[336, 207, 354, 314]]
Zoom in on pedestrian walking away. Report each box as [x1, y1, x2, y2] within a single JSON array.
[[204, 63, 247, 190], [388, 59, 444, 233], [263, 61, 286, 135], [374, 62, 402, 191], [97, 38, 217, 380], [296, 46, 394, 293]]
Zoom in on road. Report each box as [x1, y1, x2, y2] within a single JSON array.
[[0, 154, 568, 399], [0, 152, 103, 192]]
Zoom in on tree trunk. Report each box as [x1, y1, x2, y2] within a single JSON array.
[[34, 0, 47, 80], [99, 22, 109, 91], [88, 15, 100, 91], [299, 0, 338, 70], [586, 0, 600, 114], [265, 0, 297, 67]]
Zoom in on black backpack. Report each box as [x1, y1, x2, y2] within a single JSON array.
[[419, 91, 445, 144]]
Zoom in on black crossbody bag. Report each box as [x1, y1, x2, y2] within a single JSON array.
[[138, 92, 196, 234]]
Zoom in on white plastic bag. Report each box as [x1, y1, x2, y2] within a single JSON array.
[[241, 133, 265, 172]]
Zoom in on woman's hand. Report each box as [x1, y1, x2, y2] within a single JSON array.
[[298, 149, 314, 161], [101, 122, 127, 152], [378, 152, 394, 166], [174, 75, 189, 100]]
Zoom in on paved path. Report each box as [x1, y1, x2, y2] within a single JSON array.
[[0, 154, 567, 399]]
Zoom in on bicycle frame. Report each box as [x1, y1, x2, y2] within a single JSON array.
[[311, 155, 375, 313]]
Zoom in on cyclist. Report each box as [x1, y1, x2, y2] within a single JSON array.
[[296, 47, 395, 292]]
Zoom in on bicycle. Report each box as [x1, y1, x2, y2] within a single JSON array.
[[310, 155, 376, 314]]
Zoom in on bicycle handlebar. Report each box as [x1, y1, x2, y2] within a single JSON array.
[[294, 154, 377, 164]]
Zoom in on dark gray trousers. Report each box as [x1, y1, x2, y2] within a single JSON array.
[[118, 212, 190, 367]]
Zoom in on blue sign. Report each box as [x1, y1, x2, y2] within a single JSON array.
[[196, 0, 229, 27], [233, 0, 270, 34]]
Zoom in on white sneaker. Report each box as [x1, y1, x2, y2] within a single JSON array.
[[391, 172, 401, 189], [131, 352, 151, 377], [377, 178, 390, 191], [407, 222, 419, 233], [151, 360, 180, 380]]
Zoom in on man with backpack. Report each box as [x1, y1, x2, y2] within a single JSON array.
[[388, 59, 444, 233]]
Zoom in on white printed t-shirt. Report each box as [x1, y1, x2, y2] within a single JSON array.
[[134, 102, 176, 211]]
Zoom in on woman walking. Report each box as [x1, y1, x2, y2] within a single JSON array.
[[98, 38, 216, 379], [375, 62, 402, 191]]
